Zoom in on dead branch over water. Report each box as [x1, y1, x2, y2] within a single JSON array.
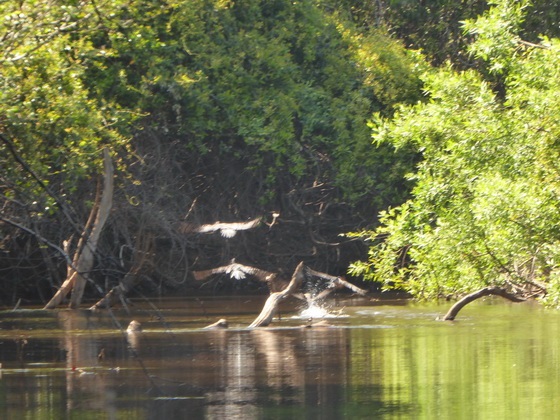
[[442, 287, 526, 321]]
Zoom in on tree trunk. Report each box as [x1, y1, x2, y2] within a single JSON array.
[[89, 233, 154, 310], [443, 286, 526, 321], [88, 270, 139, 311], [248, 262, 305, 328], [44, 148, 113, 309]]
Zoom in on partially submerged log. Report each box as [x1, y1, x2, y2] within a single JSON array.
[[204, 319, 229, 329], [127, 320, 143, 333], [301, 319, 334, 329], [126, 320, 143, 351], [248, 262, 306, 328], [443, 286, 526, 321]]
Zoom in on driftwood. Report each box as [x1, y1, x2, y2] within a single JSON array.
[[443, 286, 526, 321], [248, 262, 306, 328], [204, 319, 229, 329], [44, 148, 113, 309], [126, 320, 143, 333], [301, 320, 334, 328]]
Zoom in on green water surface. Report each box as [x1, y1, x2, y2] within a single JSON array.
[[0, 297, 557, 419]]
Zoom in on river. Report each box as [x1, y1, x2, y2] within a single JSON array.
[[0, 295, 559, 419]]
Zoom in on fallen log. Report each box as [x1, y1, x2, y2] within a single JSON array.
[[443, 286, 526, 321], [248, 262, 306, 328]]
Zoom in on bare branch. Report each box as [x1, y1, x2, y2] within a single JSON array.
[[443, 287, 526, 321], [0, 215, 74, 267], [305, 267, 368, 295]]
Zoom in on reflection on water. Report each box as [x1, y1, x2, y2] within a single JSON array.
[[1, 297, 560, 419]]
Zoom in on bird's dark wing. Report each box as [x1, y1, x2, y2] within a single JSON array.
[[242, 266, 276, 282], [192, 266, 228, 281]]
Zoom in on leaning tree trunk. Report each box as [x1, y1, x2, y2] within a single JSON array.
[[90, 233, 154, 311], [443, 286, 526, 321], [44, 148, 113, 309], [248, 262, 306, 328]]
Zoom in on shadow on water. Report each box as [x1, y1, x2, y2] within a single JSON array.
[[1, 296, 560, 419]]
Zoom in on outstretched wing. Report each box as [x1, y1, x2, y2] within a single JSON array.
[[216, 217, 262, 237], [237, 265, 276, 283], [192, 266, 229, 281], [180, 217, 262, 237], [193, 262, 275, 282]]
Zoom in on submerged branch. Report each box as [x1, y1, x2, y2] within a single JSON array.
[[443, 287, 526, 321]]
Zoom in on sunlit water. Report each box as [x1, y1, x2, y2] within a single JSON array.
[[1, 296, 559, 419]]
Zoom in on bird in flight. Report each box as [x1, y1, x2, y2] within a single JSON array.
[[193, 261, 302, 297], [193, 260, 276, 282], [180, 217, 262, 238]]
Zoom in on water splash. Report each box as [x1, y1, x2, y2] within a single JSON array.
[[292, 301, 348, 320]]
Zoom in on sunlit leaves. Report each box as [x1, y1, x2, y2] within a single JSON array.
[[353, 0, 560, 304], [0, 0, 134, 211], [138, 0, 423, 202], [463, 0, 529, 72]]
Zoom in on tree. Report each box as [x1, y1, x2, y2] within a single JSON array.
[[331, 0, 560, 68], [1, 0, 423, 306], [350, 0, 560, 307], [0, 1, 134, 302]]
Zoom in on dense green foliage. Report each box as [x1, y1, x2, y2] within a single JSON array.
[[4, 0, 560, 306], [0, 1, 131, 207], [1, 0, 422, 206], [89, 0, 423, 203], [351, 0, 560, 305], [0, 0, 422, 302], [335, 0, 560, 66]]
